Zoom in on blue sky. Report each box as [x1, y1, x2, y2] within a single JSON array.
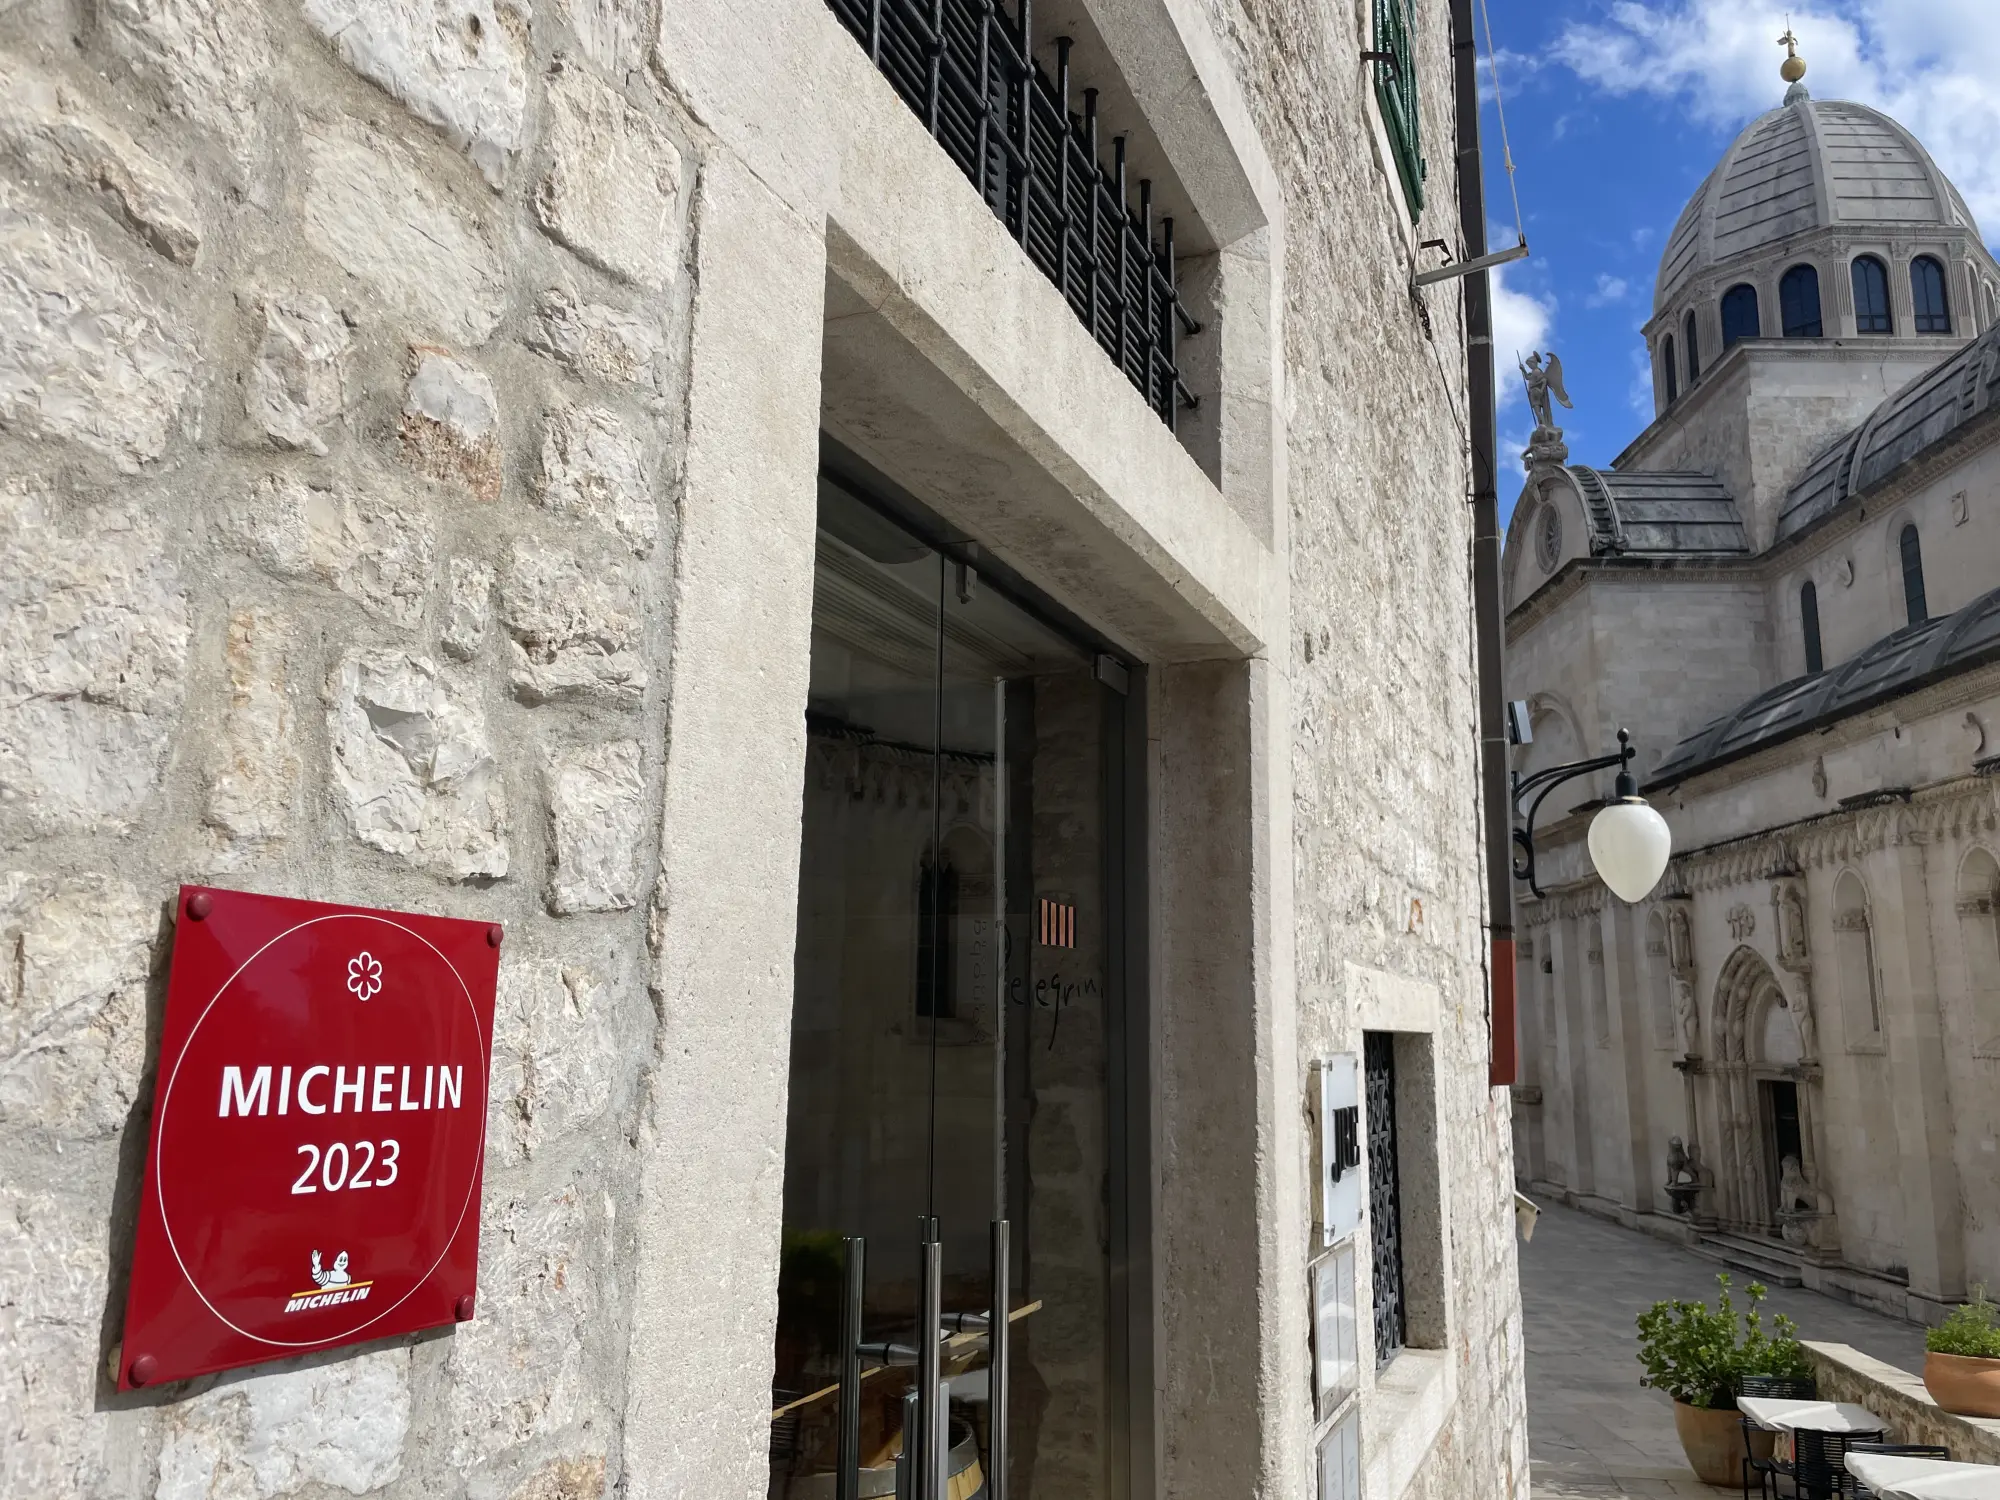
[[1474, 0, 2000, 515]]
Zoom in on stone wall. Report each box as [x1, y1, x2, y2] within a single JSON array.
[[1802, 1341, 2000, 1461], [1190, 0, 1532, 1491], [0, 0, 694, 1492]]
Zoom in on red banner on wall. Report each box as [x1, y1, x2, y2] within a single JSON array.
[[117, 886, 500, 1389]]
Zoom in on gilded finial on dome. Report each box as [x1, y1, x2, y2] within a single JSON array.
[[1778, 21, 1810, 99]]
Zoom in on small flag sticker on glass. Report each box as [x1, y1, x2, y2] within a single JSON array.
[[1038, 898, 1076, 949]]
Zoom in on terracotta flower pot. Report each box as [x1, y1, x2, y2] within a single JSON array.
[[1672, 1399, 1769, 1487], [1925, 1350, 2000, 1418]]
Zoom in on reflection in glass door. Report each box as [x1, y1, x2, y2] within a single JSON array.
[[769, 471, 1130, 1500]]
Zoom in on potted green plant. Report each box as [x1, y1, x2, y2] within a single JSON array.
[[1636, 1274, 1810, 1486], [1925, 1288, 2000, 1418]]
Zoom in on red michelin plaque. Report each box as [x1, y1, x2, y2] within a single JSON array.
[[118, 886, 501, 1389]]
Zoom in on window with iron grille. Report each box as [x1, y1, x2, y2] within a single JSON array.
[[1364, 1032, 1405, 1366], [1371, 0, 1425, 221], [822, 0, 1200, 432]]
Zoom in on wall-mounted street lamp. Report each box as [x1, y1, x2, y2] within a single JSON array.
[[1508, 717, 1672, 903]]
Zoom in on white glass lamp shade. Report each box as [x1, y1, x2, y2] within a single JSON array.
[[1587, 797, 1672, 903]]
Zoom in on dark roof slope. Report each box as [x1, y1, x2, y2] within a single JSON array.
[[1567, 468, 1750, 556], [1776, 321, 2000, 543], [1647, 583, 2000, 787]]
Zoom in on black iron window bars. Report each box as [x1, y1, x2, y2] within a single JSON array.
[[825, 0, 1201, 431]]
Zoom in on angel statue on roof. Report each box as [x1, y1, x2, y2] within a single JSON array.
[[1519, 350, 1572, 433]]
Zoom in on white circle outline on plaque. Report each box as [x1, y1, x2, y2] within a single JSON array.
[[155, 911, 490, 1348]]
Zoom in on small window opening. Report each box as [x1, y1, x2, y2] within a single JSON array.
[[1663, 335, 1679, 405], [1781, 264, 1823, 338], [1900, 524, 1928, 625], [1801, 581, 1823, 675], [1683, 310, 1700, 382], [1852, 256, 1893, 334], [1722, 283, 1761, 347], [1913, 256, 1952, 334]]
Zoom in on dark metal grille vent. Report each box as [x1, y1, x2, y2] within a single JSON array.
[[823, 0, 1200, 430], [1364, 1032, 1405, 1367]]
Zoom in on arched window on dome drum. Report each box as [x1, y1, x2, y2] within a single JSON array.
[[1721, 284, 1760, 347], [1780, 264, 1822, 338], [1801, 581, 1823, 675], [1912, 255, 1951, 333], [1683, 310, 1699, 382], [1662, 335, 1678, 404], [1852, 256, 1893, 334], [1901, 523, 1928, 625]]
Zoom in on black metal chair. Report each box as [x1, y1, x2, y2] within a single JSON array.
[[1740, 1376, 1818, 1500], [1844, 1443, 1953, 1499], [1792, 1428, 1886, 1500]]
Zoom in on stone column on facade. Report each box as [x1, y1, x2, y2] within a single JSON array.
[[1152, 656, 1304, 1498], [1867, 835, 1969, 1305], [1604, 901, 1657, 1214], [1771, 873, 1840, 1257], [1514, 931, 1549, 1186], [621, 152, 827, 1500], [1556, 910, 1597, 1199]]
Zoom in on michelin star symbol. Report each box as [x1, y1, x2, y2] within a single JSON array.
[[346, 951, 383, 1001]]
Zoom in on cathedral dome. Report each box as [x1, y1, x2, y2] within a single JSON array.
[[1654, 96, 1980, 313]]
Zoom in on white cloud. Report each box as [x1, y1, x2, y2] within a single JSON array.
[[1492, 264, 1556, 414], [1586, 274, 1631, 308], [1552, 0, 2000, 238], [1627, 342, 1657, 421]]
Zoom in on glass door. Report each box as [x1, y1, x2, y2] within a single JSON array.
[[769, 471, 1130, 1500]]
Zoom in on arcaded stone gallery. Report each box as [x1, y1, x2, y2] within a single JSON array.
[[0, 0, 1530, 1495], [1506, 75, 2000, 1325]]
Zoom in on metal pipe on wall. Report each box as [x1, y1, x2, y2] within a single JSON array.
[[1447, 0, 1518, 1086], [915, 1220, 943, 1500], [838, 1237, 866, 1500], [988, 1219, 1011, 1500]]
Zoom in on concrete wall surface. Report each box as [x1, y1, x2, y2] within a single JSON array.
[[0, 0, 1523, 1494]]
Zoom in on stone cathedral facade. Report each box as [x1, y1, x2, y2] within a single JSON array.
[[1506, 73, 2000, 1324], [0, 0, 1529, 1495]]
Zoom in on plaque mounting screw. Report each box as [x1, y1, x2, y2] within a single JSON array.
[[186, 892, 213, 921], [129, 1353, 160, 1386], [455, 1293, 477, 1321], [486, 925, 503, 948]]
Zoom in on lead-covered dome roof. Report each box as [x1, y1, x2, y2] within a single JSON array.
[[1655, 96, 1981, 313]]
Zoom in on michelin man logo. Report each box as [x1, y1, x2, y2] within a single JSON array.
[[346, 952, 383, 1001], [288, 1249, 374, 1312], [311, 1249, 352, 1287]]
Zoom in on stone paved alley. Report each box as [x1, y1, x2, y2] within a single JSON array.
[[1521, 1201, 1930, 1497]]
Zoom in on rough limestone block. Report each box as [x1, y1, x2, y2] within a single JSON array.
[[487, 960, 617, 1162], [206, 608, 300, 848], [0, 1181, 124, 1496], [248, 293, 350, 455], [443, 556, 494, 659], [534, 66, 682, 289], [528, 288, 660, 385], [152, 1347, 411, 1499], [508, 1456, 607, 1500], [95, 0, 268, 168], [0, 480, 190, 833], [401, 346, 502, 499], [0, 186, 196, 470], [444, 1183, 598, 1465], [545, 739, 646, 911], [0, 55, 203, 265], [303, 0, 530, 188], [536, 403, 654, 554], [225, 472, 437, 627], [0, 873, 155, 1140], [552, 0, 643, 78], [498, 541, 645, 706], [303, 122, 503, 346], [327, 649, 509, 879]]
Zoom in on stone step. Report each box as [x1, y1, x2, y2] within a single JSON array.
[[1690, 1232, 1805, 1288]]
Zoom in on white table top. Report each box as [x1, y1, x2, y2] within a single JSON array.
[[1736, 1396, 1887, 1434], [1845, 1453, 2000, 1500]]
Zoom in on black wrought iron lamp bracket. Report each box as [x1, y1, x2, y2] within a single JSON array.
[[1510, 727, 1638, 898]]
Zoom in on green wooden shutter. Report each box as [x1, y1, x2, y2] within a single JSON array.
[[1372, 0, 1426, 220]]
